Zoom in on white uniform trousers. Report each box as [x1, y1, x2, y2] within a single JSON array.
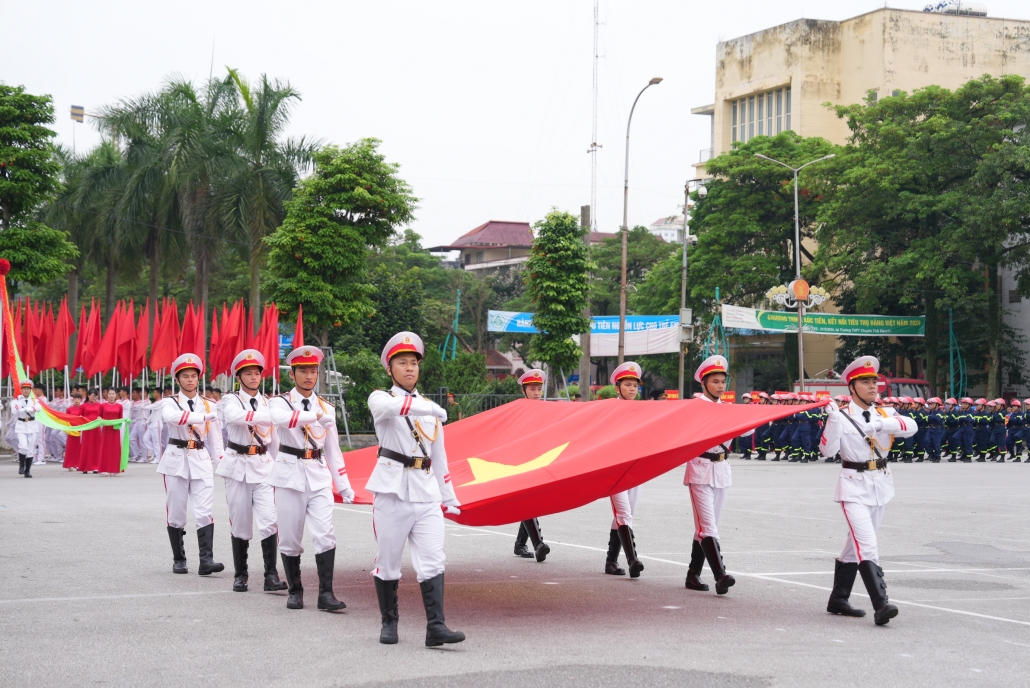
[[16, 431, 38, 457], [129, 422, 146, 461], [689, 483, 727, 541], [609, 486, 640, 529], [46, 428, 67, 462], [224, 477, 277, 541], [145, 423, 162, 459], [274, 486, 336, 557], [839, 501, 885, 565], [163, 475, 214, 529], [371, 492, 446, 583]]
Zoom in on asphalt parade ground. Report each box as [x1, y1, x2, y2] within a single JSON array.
[[3, 455, 1030, 688]]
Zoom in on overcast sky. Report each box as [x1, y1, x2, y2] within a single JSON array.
[[7, 1, 1029, 251]]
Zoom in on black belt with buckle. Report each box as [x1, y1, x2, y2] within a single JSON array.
[[378, 446, 432, 471], [18, 417, 34, 422], [169, 438, 205, 450], [842, 459, 888, 472], [227, 440, 267, 456], [701, 452, 728, 462], [279, 444, 322, 460]]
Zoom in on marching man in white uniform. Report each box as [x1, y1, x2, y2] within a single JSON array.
[[216, 349, 287, 594], [157, 354, 225, 576], [367, 331, 465, 646], [604, 362, 645, 579], [13, 380, 41, 478], [511, 368, 551, 562], [820, 356, 916, 625], [684, 355, 748, 595], [268, 347, 354, 612]]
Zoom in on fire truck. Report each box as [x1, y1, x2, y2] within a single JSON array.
[[793, 376, 932, 399]]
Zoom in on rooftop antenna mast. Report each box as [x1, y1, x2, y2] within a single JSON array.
[[587, 0, 601, 232]]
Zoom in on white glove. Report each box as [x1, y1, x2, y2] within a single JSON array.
[[869, 417, 884, 433], [431, 403, 449, 421], [825, 401, 840, 417], [441, 504, 461, 515], [205, 412, 218, 421], [339, 487, 355, 504]]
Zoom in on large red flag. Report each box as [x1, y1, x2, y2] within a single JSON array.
[[245, 307, 255, 349], [343, 399, 828, 526], [208, 307, 221, 377], [221, 300, 243, 367], [48, 297, 73, 371], [85, 299, 103, 366], [39, 302, 55, 371], [292, 303, 304, 349], [179, 301, 197, 358], [195, 303, 206, 368]]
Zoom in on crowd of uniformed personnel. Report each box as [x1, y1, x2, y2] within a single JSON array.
[[730, 392, 1029, 464]]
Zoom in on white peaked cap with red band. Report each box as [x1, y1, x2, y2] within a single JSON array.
[[381, 331, 424, 370], [610, 361, 642, 386], [286, 346, 323, 368], [518, 369, 545, 386], [20, 379, 33, 388], [172, 353, 204, 376], [694, 355, 728, 384], [842, 356, 879, 384], [232, 349, 265, 375]]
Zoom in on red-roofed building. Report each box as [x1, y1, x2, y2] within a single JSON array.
[[429, 221, 534, 271]]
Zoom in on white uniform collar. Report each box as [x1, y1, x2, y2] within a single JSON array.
[[848, 401, 877, 417], [698, 394, 719, 404], [391, 385, 418, 397], [238, 388, 261, 402]]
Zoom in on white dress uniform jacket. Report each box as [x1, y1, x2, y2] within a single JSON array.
[[366, 386, 457, 505], [820, 402, 917, 506], [216, 390, 279, 484], [267, 388, 352, 495], [12, 396, 41, 435], [156, 392, 223, 485], [683, 395, 751, 489]]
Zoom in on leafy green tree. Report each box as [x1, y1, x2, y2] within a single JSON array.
[[265, 140, 417, 346], [336, 348, 390, 432], [419, 344, 488, 394], [0, 220, 78, 288], [0, 84, 60, 229], [525, 210, 591, 376], [815, 76, 1030, 395], [588, 226, 673, 316]]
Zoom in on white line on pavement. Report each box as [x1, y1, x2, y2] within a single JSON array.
[[0, 590, 234, 605]]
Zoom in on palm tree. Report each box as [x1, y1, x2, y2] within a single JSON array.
[[217, 69, 317, 331]]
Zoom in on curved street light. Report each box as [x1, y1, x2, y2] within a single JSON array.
[[617, 77, 663, 364]]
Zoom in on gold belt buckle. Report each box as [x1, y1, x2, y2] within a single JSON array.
[[720, 453, 727, 462], [247, 445, 257, 456], [867, 460, 877, 471], [303, 449, 313, 459], [412, 458, 423, 470], [186, 439, 197, 450]]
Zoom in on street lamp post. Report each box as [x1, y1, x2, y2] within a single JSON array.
[[678, 180, 706, 398], [754, 153, 835, 392], [617, 77, 663, 365]]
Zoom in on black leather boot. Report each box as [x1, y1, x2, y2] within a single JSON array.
[[826, 559, 866, 617], [374, 577, 399, 644], [685, 539, 709, 591], [23, 454, 32, 478], [231, 536, 249, 592], [281, 553, 303, 609], [617, 525, 644, 578], [314, 548, 346, 611], [167, 526, 188, 574], [700, 536, 734, 594], [261, 535, 287, 591], [420, 573, 465, 646], [17, 453, 25, 475], [196, 523, 224, 576], [513, 522, 533, 557], [523, 518, 550, 562], [858, 560, 899, 625], [604, 529, 625, 575], [772, 451, 781, 461]]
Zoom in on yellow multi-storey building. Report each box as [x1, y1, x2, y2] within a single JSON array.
[[691, 6, 1030, 394]]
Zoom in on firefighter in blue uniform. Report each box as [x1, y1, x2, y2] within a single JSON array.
[[950, 397, 975, 462], [942, 398, 959, 460], [910, 397, 927, 462], [751, 392, 771, 460], [989, 399, 1007, 462], [924, 397, 944, 463], [972, 398, 991, 461], [809, 398, 825, 462], [1005, 400, 1025, 462]]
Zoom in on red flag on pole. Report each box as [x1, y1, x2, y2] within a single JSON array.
[[149, 299, 179, 372], [88, 301, 121, 377], [260, 303, 281, 380], [245, 306, 255, 349], [133, 300, 149, 376], [22, 299, 37, 375], [116, 298, 136, 379], [208, 307, 221, 377], [72, 303, 88, 373], [292, 303, 304, 349], [49, 297, 73, 371], [85, 299, 103, 365]]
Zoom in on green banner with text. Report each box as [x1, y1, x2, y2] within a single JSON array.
[[721, 304, 925, 337]]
